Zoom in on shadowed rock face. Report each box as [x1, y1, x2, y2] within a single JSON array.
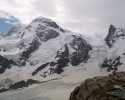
[[36, 27, 59, 42], [0, 79, 40, 93], [33, 17, 59, 29], [69, 35, 92, 66], [9, 79, 40, 89], [32, 44, 70, 76], [19, 38, 41, 65], [69, 72, 125, 100], [105, 25, 125, 48], [32, 63, 50, 76], [100, 56, 122, 74], [54, 44, 70, 74], [0, 55, 16, 73], [33, 17, 64, 32], [105, 25, 116, 48]]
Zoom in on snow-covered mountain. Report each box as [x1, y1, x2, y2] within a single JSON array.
[[0, 16, 93, 88], [0, 14, 125, 100]]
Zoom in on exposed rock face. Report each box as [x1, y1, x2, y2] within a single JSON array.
[[69, 35, 92, 66], [32, 37, 92, 76], [9, 79, 40, 89], [100, 56, 122, 73], [53, 35, 92, 73], [32, 62, 49, 76], [0, 79, 40, 93], [105, 25, 116, 47], [35, 24, 59, 42], [0, 55, 16, 73], [105, 25, 125, 48], [32, 44, 70, 76], [32, 17, 64, 32], [19, 38, 41, 65], [55, 44, 69, 74], [69, 72, 125, 100]]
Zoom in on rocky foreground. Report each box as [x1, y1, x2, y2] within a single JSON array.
[[69, 72, 125, 100]]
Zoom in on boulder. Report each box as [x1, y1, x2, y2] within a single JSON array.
[[69, 72, 125, 100]]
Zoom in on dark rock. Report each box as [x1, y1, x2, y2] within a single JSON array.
[[100, 56, 122, 74], [69, 72, 125, 100], [31, 35, 92, 76], [33, 17, 64, 32], [36, 27, 59, 41], [0, 55, 16, 74], [70, 35, 92, 66], [9, 80, 28, 89], [54, 44, 69, 74], [20, 38, 41, 65], [105, 25, 125, 48], [0, 79, 40, 93], [9, 79, 40, 90], [70, 86, 80, 100], [33, 17, 59, 28], [41, 19, 59, 29], [32, 62, 49, 76], [105, 25, 116, 47], [0, 88, 9, 93], [27, 79, 40, 85], [49, 62, 57, 66]]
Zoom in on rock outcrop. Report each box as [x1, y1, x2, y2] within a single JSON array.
[[0, 55, 16, 73], [0, 79, 40, 93], [105, 25, 116, 47], [69, 35, 92, 66], [100, 56, 122, 73], [69, 72, 125, 100], [105, 25, 125, 48]]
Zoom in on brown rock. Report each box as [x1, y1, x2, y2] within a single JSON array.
[[69, 72, 125, 100]]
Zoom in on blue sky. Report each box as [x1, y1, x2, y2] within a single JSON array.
[[0, 16, 19, 32], [0, 19, 14, 32]]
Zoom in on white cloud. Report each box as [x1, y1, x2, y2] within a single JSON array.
[[0, 0, 125, 35], [0, 0, 37, 24]]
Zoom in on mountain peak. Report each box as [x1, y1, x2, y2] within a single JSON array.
[[32, 17, 53, 23], [31, 17, 61, 29]]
